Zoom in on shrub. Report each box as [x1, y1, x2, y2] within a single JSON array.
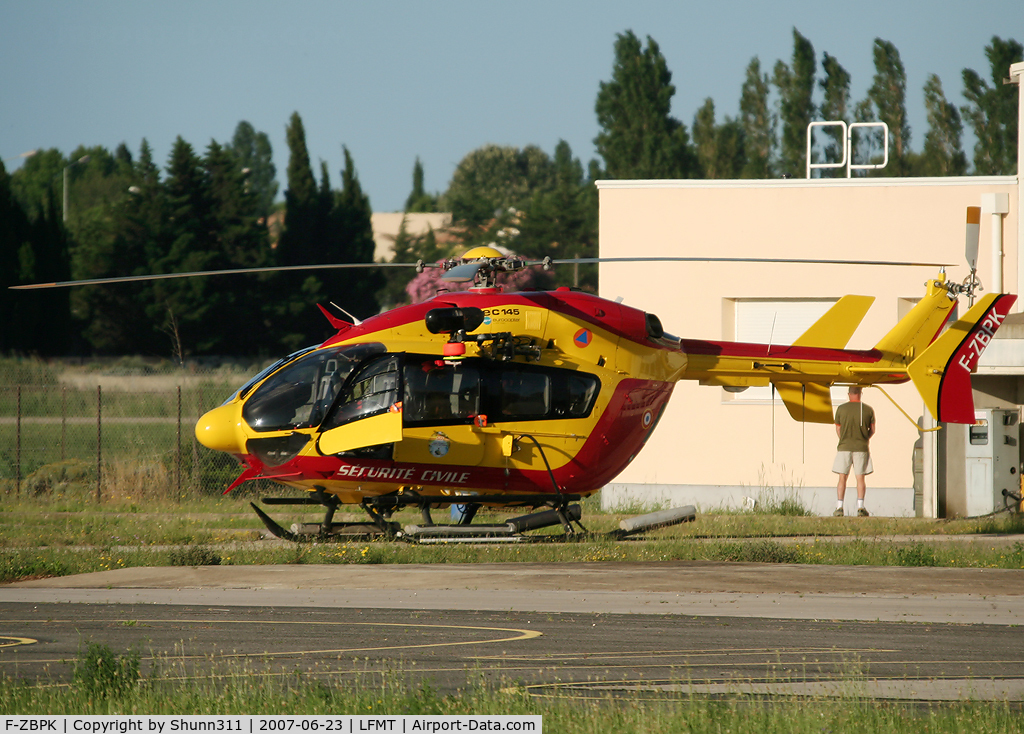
[[72, 642, 140, 699], [23, 459, 94, 497]]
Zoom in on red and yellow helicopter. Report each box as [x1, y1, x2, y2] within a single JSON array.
[[16, 209, 1015, 540]]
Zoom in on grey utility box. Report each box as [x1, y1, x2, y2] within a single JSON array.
[[964, 408, 1020, 516]]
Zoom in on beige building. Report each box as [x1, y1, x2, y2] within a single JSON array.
[[370, 212, 452, 262], [596, 62, 1024, 518]]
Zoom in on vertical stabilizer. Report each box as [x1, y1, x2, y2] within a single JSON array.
[[872, 275, 957, 368], [907, 293, 1017, 423]]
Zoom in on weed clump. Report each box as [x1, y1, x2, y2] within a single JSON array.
[[712, 539, 802, 564], [168, 545, 221, 566], [895, 542, 939, 567], [72, 643, 140, 699]]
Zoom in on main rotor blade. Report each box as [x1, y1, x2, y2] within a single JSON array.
[[10, 261, 421, 290], [442, 262, 483, 283], [536, 256, 953, 268]]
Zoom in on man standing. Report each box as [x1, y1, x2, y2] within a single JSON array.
[[833, 386, 876, 517]]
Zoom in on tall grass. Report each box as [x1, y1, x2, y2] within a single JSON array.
[[3, 493, 1024, 584], [1, 646, 1020, 731], [4, 533, 1024, 584]]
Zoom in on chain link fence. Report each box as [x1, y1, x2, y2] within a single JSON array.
[[1, 356, 274, 502]]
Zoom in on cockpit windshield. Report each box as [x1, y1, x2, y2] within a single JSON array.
[[242, 343, 385, 432], [222, 346, 316, 407]]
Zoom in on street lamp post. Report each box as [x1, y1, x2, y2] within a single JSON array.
[[62, 155, 90, 222], [1, 150, 37, 166]]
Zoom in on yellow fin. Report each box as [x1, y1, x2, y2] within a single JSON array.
[[792, 295, 874, 348], [774, 382, 835, 424]]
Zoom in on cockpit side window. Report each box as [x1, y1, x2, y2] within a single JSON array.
[[499, 371, 550, 418], [403, 359, 480, 425], [400, 354, 599, 425], [496, 366, 599, 421], [242, 343, 385, 432], [321, 354, 401, 429]]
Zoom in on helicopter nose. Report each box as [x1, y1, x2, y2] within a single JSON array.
[[195, 403, 246, 454]]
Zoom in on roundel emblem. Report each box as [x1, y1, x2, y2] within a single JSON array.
[[428, 432, 451, 458], [642, 410, 654, 429], [573, 328, 593, 348]]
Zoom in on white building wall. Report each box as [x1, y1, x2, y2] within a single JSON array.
[[596, 177, 1019, 516]]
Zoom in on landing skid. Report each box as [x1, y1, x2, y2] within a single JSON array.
[[250, 491, 696, 543]]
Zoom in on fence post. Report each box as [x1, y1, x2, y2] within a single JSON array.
[[61, 386, 67, 461], [15, 386, 21, 497], [176, 385, 182, 502], [96, 384, 102, 504]]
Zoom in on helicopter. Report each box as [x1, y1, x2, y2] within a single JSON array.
[[14, 210, 1016, 541]]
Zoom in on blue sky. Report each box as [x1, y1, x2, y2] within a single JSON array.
[[1, 1, 1020, 212]]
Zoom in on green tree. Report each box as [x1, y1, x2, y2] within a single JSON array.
[[203, 140, 274, 353], [328, 146, 383, 320], [739, 57, 775, 178], [692, 99, 745, 179], [149, 136, 220, 355], [72, 139, 169, 354], [692, 99, 717, 177], [594, 30, 697, 179], [818, 52, 851, 174], [962, 36, 1022, 175], [229, 120, 278, 221], [10, 148, 68, 221], [515, 140, 598, 290], [269, 112, 327, 350], [443, 144, 554, 225], [865, 39, 912, 176], [378, 219, 448, 308], [773, 28, 816, 177], [405, 157, 438, 213], [919, 74, 968, 176], [1, 163, 71, 353], [277, 112, 318, 268]]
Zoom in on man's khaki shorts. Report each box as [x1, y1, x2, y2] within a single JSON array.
[[833, 451, 873, 476]]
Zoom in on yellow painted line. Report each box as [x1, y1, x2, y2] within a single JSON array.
[[473, 646, 895, 661], [0, 636, 37, 648], [0, 618, 540, 662]]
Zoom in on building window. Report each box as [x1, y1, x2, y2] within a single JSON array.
[[728, 298, 846, 403]]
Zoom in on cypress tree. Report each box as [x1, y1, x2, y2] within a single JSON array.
[[405, 157, 437, 213], [739, 57, 775, 178], [594, 30, 697, 179], [773, 28, 816, 177], [867, 39, 912, 176], [920, 74, 967, 176], [819, 53, 851, 174], [962, 36, 1022, 175], [331, 146, 382, 319], [277, 112, 318, 267]]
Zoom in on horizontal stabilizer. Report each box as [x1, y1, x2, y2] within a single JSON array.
[[792, 295, 874, 348], [775, 381, 835, 424], [907, 293, 1017, 424]]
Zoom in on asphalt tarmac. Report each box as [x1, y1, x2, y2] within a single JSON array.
[[3, 560, 1024, 701]]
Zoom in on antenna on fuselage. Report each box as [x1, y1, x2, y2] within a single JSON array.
[[329, 302, 362, 325]]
